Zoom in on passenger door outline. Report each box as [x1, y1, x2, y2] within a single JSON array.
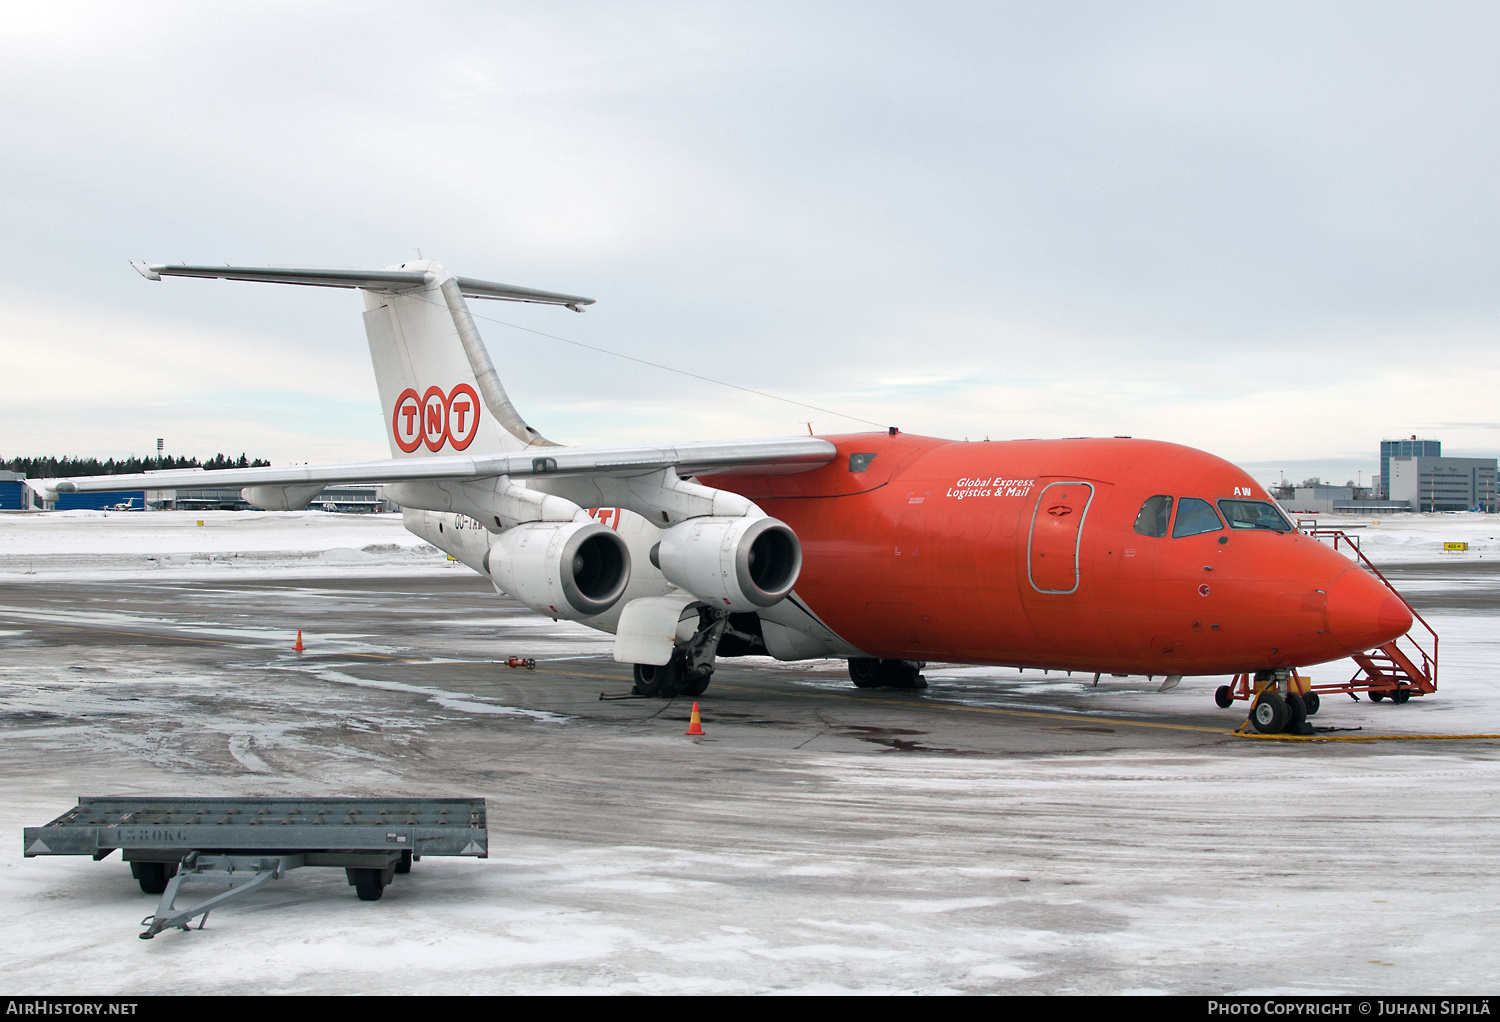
[[1027, 481, 1095, 595]]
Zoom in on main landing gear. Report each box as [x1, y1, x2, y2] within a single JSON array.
[[630, 608, 732, 698], [847, 658, 927, 690], [632, 656, 711, 698]]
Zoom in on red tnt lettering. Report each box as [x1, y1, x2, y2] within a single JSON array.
[[451, 400, 469, 434], [391, 388, 423, 453]]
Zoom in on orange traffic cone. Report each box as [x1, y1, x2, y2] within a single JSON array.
[[685, 702, 705, 736], [293, 630, 305, 652]]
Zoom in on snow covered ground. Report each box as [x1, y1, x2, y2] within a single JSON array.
[[0, 509, 446, 579], [1299, 511, 1500, 564], [0, 508, 1497, 993]]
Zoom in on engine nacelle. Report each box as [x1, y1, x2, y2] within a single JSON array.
[[485, 520, 631, 621], [654, 516, 802, 612]]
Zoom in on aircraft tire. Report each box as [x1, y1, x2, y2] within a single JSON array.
[[1304, 691, 1320, 715], [1214, 685, 1234, 709], [632, 661, 677, 697], [893, 661, 928, 690], [848, 658, 882, 688], [1250, 691, 1289, 734], [353, 868, 385, 901], [681, 670, 712, 698], [1392, 686, 1411, 705], [1285, 692, 1308, 728], [876, 660, 907, 688]]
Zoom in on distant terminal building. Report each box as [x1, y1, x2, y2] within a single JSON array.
[[1388, 456, 1498, 512], [145, 484, 391, 512], [1278, 485, 1410, 515], [6, 478, 390, 513], [1380, 438, 1442, 499]]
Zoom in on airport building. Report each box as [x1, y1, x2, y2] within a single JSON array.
[[144, 484, 391, 512], [0, 470, 28, 510], [4, 479, 391, 513], [1, 471, 144, 511], [1278, 485, 1410, 515], [1388, 456, 1498, 512], [1380, 438, 1442, 499]]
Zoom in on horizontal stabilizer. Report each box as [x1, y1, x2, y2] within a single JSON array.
[[49, 436, 837, 494], [131, 263, 595, 309]]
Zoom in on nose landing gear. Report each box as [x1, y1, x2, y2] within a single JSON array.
[[1245, 671, 1316, 735]]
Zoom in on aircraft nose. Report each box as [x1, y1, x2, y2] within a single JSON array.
[[1325, 568, 1412, 653]]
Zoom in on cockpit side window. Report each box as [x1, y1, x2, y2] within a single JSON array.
[[1217, 499, 1293, 532], [1172, 497, 1224, 538], [1133, 495, 1173, 537]]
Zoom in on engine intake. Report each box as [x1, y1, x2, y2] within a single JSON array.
[[655, 516, 802, 611], [485, 520, 630, 620]]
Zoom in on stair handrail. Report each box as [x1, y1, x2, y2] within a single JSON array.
[[1304, 527, 1438, 685]]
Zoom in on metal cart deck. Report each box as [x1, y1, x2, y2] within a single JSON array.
[[24, 796, 488, 938]]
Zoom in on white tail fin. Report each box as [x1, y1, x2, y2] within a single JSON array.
[[133, 259, 593, 458], [361, 260, 555, 457]]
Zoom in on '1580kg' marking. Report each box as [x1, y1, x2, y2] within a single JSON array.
[[117, 828, 189, 843], [946, 477, 1035, 500]]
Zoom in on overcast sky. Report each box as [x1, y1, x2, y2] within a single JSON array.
[[2, 2, 1497, 486]]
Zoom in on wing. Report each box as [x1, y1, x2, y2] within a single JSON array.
[[46, 436, 837, 495]]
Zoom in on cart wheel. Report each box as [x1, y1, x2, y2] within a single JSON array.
[[130, 861, 177, 895], [1250, 691, 1290, 734], [395, 850, 412, 875], [1214, 685, 1234, 709], [1392, 687, 1411, 705], [353, 868, 385, 901], [1303, 692, 1320, 715], [1285, 692, 1308, 728], [1368, 690, 1386, 703]]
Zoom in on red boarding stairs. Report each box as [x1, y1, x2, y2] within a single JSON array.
[[1222, 526, 1437, 706]]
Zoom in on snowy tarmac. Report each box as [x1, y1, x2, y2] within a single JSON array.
[[1, 511, 1499, 993]]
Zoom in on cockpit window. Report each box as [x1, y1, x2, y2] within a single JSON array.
[[1133, 495, 1173, 537], [1217, 499, 1293, 532], [1172, 497, 1224, 538]]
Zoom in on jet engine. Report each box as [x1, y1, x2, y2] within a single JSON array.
[[653, 516, 802, 612], [484, 520, 630, 621]]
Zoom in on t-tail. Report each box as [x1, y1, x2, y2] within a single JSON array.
[[131, 259, 594, 457]]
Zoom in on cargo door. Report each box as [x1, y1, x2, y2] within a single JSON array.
[[1027, 482, 1095, 595]]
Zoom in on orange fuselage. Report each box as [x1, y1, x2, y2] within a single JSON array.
[[704, 433, 1410, 675]]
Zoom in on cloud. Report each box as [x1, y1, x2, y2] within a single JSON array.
[[1, 3, 1498, 465]]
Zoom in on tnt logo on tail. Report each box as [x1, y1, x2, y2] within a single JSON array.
[[393, 384, 481, 453]]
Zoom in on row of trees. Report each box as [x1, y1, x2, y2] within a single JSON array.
[[2, 454, 270, 478]]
